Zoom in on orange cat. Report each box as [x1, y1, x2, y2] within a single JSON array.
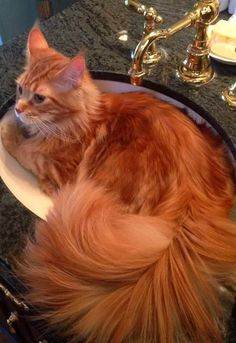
[[2, 28, 236, 343]]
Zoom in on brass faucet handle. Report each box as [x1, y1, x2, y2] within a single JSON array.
[[124, 0, 146, 15], [124, 0, 163, 25], [145, 7, 163, 26], [125, 0, 163, 71], [177, 0, 219, 85]]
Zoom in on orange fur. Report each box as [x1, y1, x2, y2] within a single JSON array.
[[6, 28, 236, 342]]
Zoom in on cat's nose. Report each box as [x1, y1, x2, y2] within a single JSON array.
[[15, 100, 27, 113]]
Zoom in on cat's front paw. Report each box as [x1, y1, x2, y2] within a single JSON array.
[[1, 121, 23, 157]]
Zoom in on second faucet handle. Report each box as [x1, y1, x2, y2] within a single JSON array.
[[124, 0, 146, 14], [124, 0, 163, 30], [125, 0, 163, 67]]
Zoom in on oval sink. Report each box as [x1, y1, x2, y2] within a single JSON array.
[[0, 74, 235, 219]]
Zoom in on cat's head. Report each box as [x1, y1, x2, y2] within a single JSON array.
[[15, 28, 99, 135]]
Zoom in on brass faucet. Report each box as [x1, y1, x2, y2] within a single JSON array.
[[128, 0, 219, 86], [222, 82, 236, 108]]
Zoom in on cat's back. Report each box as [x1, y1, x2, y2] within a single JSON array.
[[101, 91, 198, 148], [103, 91, 167, 120], [101, 92, 161, 145], [85, 91, 234, 214]]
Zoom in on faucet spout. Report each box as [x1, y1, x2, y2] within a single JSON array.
[[130, 29, 169, 85], [129, 12, 195, 85]]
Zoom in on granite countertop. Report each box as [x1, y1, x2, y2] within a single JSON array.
[[0, 0, 236, 340]]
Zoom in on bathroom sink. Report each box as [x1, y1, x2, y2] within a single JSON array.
[[0, 73, 235, 219]]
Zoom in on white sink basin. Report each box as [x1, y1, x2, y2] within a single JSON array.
[[0, 79, 235, 219]]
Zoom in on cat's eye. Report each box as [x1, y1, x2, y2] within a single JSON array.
[[33, 93, 46, 104], [18, 85, 22, 95]]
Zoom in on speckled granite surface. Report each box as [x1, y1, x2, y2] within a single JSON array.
[[0, 0, 236, 340]]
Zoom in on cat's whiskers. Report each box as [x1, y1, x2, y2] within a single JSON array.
[[36, 117, 76, 142], [42, 117, 81, 142], [30, 117, 50, 139], [37, 119, 62, 139], [44, 122, 72, 142], [51, 122, 79, 143]]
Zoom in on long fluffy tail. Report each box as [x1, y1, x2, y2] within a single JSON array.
[[18, 180, 236, 343]]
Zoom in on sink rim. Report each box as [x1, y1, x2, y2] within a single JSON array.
[[0, 70, 235, 161]]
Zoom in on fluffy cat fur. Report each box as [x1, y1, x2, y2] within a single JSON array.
[[2, 28, 236, 343]]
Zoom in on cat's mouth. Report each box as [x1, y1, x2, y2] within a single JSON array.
[[14, 109, 35, 124], [14, 108, 65, 140], [14, 109, 40, 137]]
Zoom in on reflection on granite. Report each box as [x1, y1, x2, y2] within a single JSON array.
[[0, 0, 235, 341]]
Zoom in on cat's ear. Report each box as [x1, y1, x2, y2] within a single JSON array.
[[56, 54, 86, 90], [27, 27, 49, 56]]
